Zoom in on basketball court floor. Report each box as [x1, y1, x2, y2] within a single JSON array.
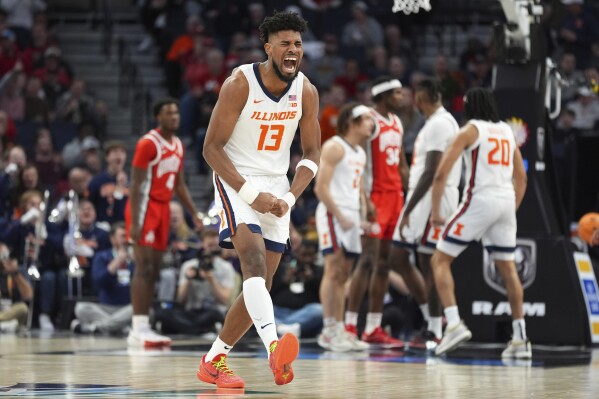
[[1, 332, 598, 398]]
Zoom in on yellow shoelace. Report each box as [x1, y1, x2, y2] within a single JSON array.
[[212, 356, 234, 375], [269, 341, 278, 354]]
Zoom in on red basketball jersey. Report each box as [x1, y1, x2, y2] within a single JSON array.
[[132, 129, 184, 203], [366, 110, 404, 192]]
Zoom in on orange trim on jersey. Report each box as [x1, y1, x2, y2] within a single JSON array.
[[215, 175, 236, 236], [443, 146, 479, 239]]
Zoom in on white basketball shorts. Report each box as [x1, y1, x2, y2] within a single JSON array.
[[437, 193, 517, 261], [213, 173, 290, 253], [315, 202, 362, 258]]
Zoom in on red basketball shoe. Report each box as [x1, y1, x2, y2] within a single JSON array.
[[269, 333, 299, 385], [197, 354, 245, 389], [361, 326, 405, 349]]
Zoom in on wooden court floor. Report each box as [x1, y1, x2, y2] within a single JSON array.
[[1, 333, 599, 398]]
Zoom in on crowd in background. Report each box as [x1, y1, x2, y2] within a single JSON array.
[[1, 0, 599, 338]]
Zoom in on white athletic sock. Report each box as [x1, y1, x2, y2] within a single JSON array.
[[205, 336, 233, 363], [132, 315, 149, 332], [512, 318, 527, 341], [444, 306, 460, 329], [364, 312, 382, 335], [323, 317, 337, 336], [345, 311, 358, 327], [429, 317, 443, 339], [243, 277, 278, 352], [419, 303, 430, 322]]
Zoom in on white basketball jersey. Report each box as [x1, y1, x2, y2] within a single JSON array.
[[410, 107, 461, 191], [463, 119, 516, 199], [224, 63, 304, 176], [327, 136, 366, 211]]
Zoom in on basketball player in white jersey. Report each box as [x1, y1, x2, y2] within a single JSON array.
[[198, 11, 320, 388], [315, 103, 374, 352], [392, 78, 461, 348], [430, 88, 530, 358]]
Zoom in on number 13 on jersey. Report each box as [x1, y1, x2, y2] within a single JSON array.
[[258, 124, 284, 151]]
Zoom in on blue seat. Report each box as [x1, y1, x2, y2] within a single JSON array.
[[50, 121, 78, 151], [15, 121, 43, 153]]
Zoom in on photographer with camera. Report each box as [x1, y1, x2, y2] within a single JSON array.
[[0, 242, 33, 333], [154, 229, 237, 335]]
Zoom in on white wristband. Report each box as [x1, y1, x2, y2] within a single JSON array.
[[238, 182, 259, 205], [282, 192, 296, 209], [296, 159, 318, 177]]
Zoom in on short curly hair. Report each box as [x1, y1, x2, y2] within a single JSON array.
[[258, 11, 308, 44]]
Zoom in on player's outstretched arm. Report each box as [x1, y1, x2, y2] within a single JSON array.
[[430, 124, 477, 227]]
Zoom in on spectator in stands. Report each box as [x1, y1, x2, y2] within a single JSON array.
[[0, 145, 26, 218], [0, 29, 22, 76], [559, 52, 585, 103], [224, 31, 251, 72], [41, 68, 67, 111], [67, 167, 92, 199], [180, 48, 227, 140], [5, 190, 64, 332], [33, 46, 72, 89], [567, 86, 599, 130], [340, 1, 384, 63], [31, 128, 65, 195], [201, 1, 249, 50], [271, 241, 323, 338], [466, 54, 492, 89], [62, 124, 98, 170], [334, 59, 370, 100], [154, 229, 236, 335], [388, 56, 410, 85], [558, 0, 599, 69], [309, 33, 345, 90], [385, 24, 413, 62], [23, 76, 49, 124], [297, 0, 343, 38], [319, 84, 347, 145], [433, 55, 464, 113], [21, 22, 50, 72], [63, 198, 110, 294], [0, 69, 25, 121], [10, 164, 42, 210], [55, 79, 103, 133], [0, 0, 46, 50], [164, 14, 208, 97], [366, 45, 390, 79], [87, 140, 128, 225], [71, 222, 134, 335], [0, 241, 32, 333]]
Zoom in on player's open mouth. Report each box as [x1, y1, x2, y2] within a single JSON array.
[[283, 56, 297, 73]]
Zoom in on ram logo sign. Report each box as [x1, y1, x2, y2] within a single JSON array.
[[483, 238, 537, 295], [472, 301, 546, 317]]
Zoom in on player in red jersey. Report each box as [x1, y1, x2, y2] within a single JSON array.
[[345, 77, 409, 348], [125, 98, 202, 348]]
